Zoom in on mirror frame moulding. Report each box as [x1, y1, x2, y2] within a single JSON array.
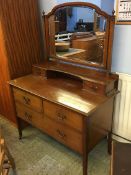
[[42, 2, 115, 71]]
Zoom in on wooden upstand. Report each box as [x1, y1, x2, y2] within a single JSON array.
[[111, 142, 131, 175], [9, 61, 118, 175]]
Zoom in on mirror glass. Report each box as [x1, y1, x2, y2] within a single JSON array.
[[49, 6, 107, 65]]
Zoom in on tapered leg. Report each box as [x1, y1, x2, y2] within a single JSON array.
[[18, 129, 22, 140], [17, 117, 22, 139], [83, 153, 88, 175], [108, 132, 112, 155], [83, 117, 89, 175]]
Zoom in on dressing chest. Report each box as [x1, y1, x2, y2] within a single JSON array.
[[9, 2, 119, 175]]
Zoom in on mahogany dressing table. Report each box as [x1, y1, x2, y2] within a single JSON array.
[[9, 2, 119, 175]]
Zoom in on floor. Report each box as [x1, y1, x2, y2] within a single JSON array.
[[0, 116, 110, 175]]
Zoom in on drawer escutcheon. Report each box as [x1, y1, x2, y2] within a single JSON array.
[[57, 111, 67, 121], [24, 112, 32, 122], [23, 96, 31, 105], [56, 129, 66, 140]]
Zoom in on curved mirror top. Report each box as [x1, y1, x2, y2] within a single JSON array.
[[48, 6, 108, 67]]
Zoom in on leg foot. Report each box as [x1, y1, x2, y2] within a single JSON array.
[[18, 130, 22, 140], [83, 154, 88, 175], [17, 117, 23, 140]]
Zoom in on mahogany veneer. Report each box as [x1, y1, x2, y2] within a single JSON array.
[[9, 2, 119, 175], [10, 61, 118, 175]]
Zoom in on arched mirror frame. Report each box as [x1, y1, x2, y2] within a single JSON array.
[[43, 2, 115, 71]]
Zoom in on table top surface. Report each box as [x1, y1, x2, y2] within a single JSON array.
[[9, 74, 111, 116]]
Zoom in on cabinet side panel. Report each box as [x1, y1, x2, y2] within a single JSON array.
[[88, 97, 114, 151]]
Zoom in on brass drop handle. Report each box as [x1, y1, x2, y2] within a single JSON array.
[[57, 112, 66, 121], [23, 96, 31, 105], [56, 129, 66, 139], [24, 112, 32, 122]]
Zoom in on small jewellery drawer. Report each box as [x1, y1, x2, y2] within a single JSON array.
[[43, 117, 83, 154], [83, 80, 105, 95], [16, 103, 44, 129], [44, 101, 83, 132], [13, 88, 43, 112]]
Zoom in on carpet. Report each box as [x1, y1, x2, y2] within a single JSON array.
[[0, 116, 110, 175], [26, 155, 70, 175]]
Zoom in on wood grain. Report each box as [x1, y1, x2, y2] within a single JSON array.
[[16, 102, 44, 130], [0, 0, 43, 79], [13, 88, 43, 113], [0, 21, 16, 123], [9, 74, 109, 116], [44, 100, 83, 132], [0, 0, 43, 123], [42, 116, 83, 154]]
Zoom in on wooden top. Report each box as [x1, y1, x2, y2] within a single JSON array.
[[9, 74, 112, 116], [112, 142, 131, 175]]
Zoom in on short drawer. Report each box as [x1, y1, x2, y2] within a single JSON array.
[[13, 88, 43, 113], [16, 103, 44, 129], [44, 101, 83, 132], [43, 117, 83, 154], [83, 80, 105, 95]]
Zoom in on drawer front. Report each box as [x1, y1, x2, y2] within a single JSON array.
[[16, 103, 44, 129], [44, 101, 83, 132], [13, 88, 43, 112], [43, 117, 83, 154], [83, 80, 105, 95]]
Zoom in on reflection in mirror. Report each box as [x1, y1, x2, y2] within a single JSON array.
[[50, 6, 107, 65]]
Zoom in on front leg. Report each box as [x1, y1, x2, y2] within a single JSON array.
[[83, 153, 88, 175], [16, 117, 23, 140], [18, 129, 22, 140], [83, 117, 89, 175], [108, 132, 112, 155]]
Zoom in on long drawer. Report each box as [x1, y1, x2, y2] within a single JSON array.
[[42, 116, 83, 154], [44, 101, 83, 132], [16, 102, 44, 130], [13, 88, 43, 113]]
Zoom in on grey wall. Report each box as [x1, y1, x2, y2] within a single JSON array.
[[101, 0, 114, 15], [39, 0, 57, 14], [112, 25, 131, 74], [100, 0, 131, 75], [111, 1, 131, 75]]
